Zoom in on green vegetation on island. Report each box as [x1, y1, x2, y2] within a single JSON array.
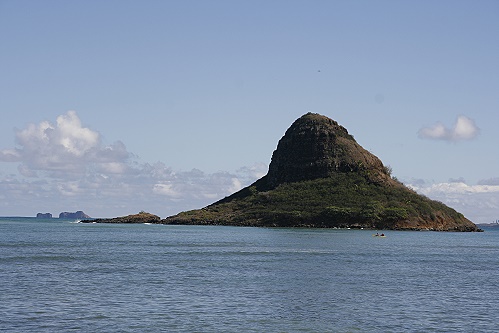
[[164, 172, 476, 230], [82, 211, 160, 224]]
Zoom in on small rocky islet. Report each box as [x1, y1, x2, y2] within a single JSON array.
[[36, 211, 91, 219], [90, 113, 480, 231], [81, 212, 160, 224]]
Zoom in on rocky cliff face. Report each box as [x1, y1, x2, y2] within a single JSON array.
[[267, 113, 391, 188]]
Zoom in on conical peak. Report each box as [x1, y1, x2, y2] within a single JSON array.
[[266, 113, 386, 187], [163, 112, 478, 231], [286, 112, 353, 141]]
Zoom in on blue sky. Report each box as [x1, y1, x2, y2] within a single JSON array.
[[1, 0, 498, 222]]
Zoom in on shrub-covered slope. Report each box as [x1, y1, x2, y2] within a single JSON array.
[[83, 211, 160, 224]]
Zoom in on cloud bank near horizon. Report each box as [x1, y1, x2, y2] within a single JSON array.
[[0, 111, 267, 217], [1, 111, 130, 178], [407, 180, 499, 224], [418, 115, 480, 142]]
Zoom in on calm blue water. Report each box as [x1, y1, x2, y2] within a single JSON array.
[[1, 217, 498, 332]]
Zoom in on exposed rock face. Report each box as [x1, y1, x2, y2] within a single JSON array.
[[267, 113, 391, 188], [161, 113, 479, 231], [59, 211, 91, 219], [36, 213, 53, 219], [81, 212, 160, 224]]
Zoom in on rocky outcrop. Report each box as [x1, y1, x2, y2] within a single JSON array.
[[59, 211, 91, 219], [162, 113, 479, 231], [267, 113, 390, 187], [81, 212, 160, 224], [36, 213, 53, 219]]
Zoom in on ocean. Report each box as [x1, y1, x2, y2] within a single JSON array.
[[1, 217, 498, 332]]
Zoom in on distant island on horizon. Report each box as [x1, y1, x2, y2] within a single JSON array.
[[477, 221, 499, 228], [36, 211, 91, 219], [87, 113, 480, 232]]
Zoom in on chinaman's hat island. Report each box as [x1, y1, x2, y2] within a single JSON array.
[[83, 113, 480, 232]]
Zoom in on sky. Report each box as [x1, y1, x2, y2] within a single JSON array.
[[1, 0, 498, 222]]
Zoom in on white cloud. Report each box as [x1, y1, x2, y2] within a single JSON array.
[[151, 169, 249, 202], [18, 164, 38, 177], [0, 111, 129, 177], [57, 182, 83, 196], [410, 182, 499, 195], [153, 183, 182, 198], [407, 181, 499, 224], [236, 163, 268, 180], [418, 115, 480, 142], [97, 162, 129, 174], [0, 149, 21, 162], [54, 111, 99, 156], [229, 178, 243, 193], [0, 112, 266, 217]]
